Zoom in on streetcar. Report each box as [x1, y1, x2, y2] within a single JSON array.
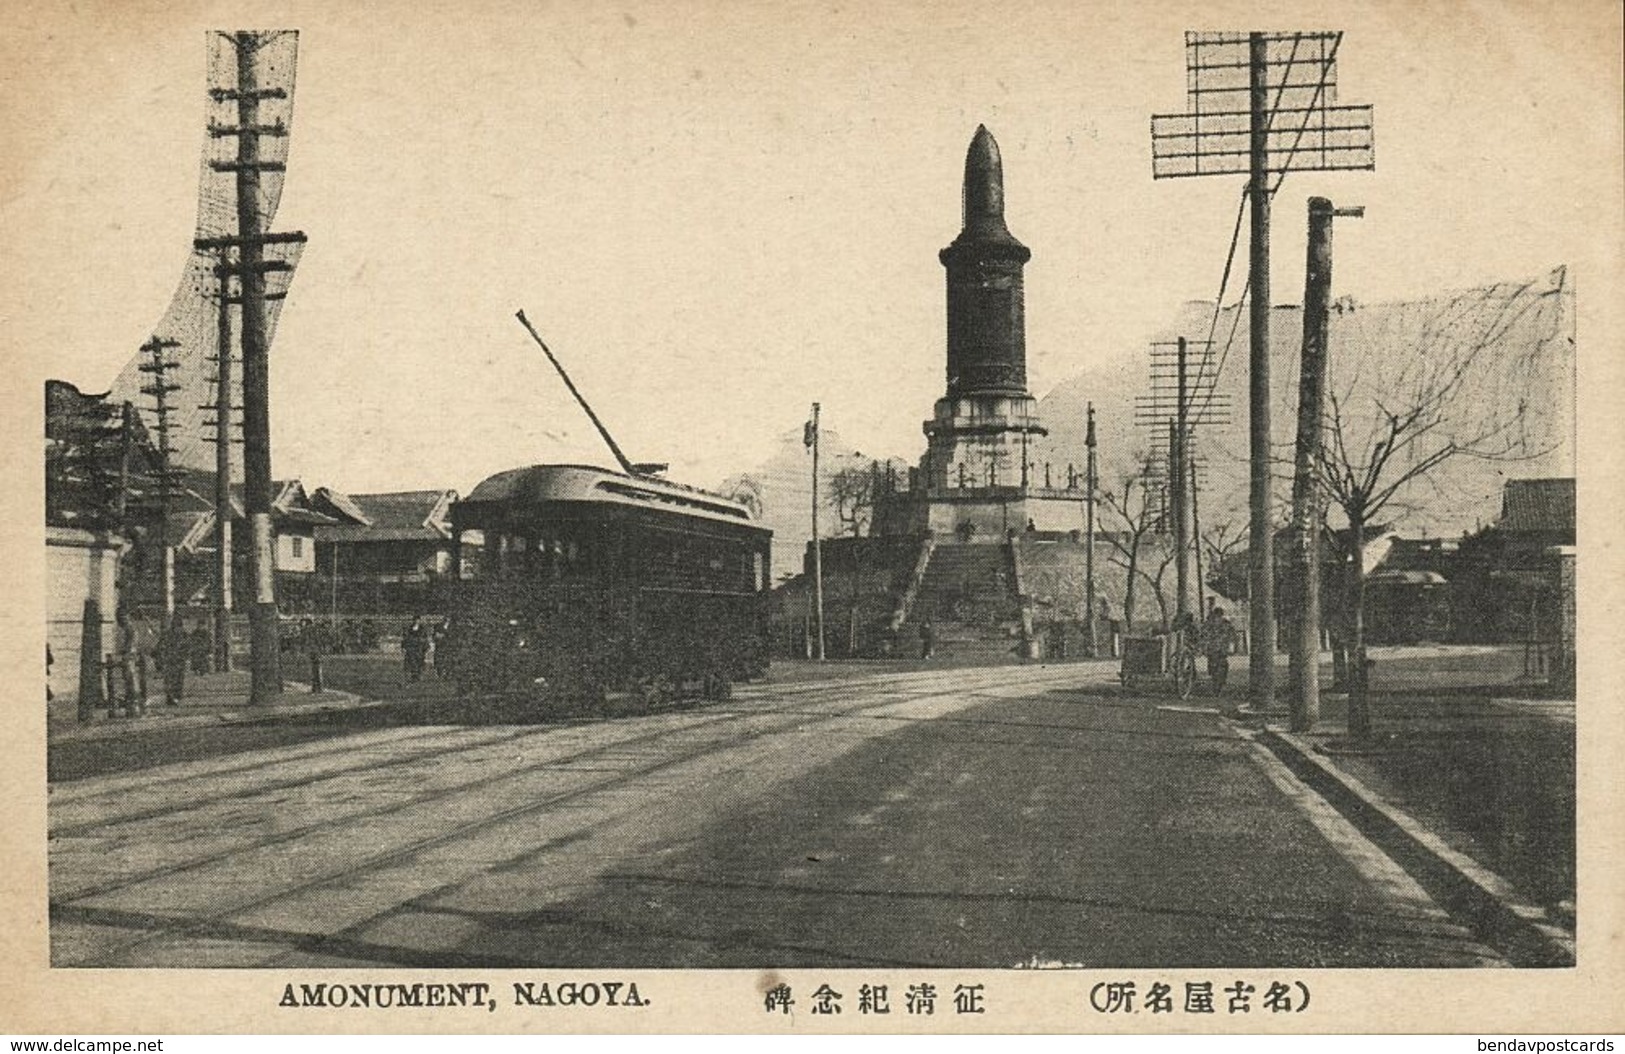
[[444, 462, 772, 710]]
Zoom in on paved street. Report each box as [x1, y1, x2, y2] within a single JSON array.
[[49, 664, 1500, 968]]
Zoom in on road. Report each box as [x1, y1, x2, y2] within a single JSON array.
[[48, 663, 1501, 968]]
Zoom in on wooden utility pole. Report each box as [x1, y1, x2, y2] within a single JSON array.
[[1152, 29, 1373, 711], [1136, 338, 1225, 624], [210, 253, 236, 671], [138, 336, 181, 616], [234, 31, 278, 702], [1174, 336, 1193, 619], [116, 402, 135, 530], [200, 31, 306, 702], [1289, 196, 1362, 731], [1191, 456, 1207, 617], [808, 402, 825, 661], [1245, 31, 1277, 710]]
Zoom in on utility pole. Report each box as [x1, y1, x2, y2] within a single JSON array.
[[206, 252, 238, 671], [1191, 455, 1207, 617], [1289, 196, 1362, 731], [116, 401, 135, 532], [137, 336, 182, 616], [234, 30, 278, 703], [1244, 31, 1278, 710], [1084, 402, 1097, 656], [1136, 338, 1226, 622], [201, 30, 307, 703], [1175, 336, 1193, 619], [806, 403, 825, 660], [1152, 30, 1373, 710]]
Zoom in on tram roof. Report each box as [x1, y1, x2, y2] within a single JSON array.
[[458, 463, 766, 531]]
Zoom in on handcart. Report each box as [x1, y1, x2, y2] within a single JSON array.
[[1118, 628, 1199, 700]]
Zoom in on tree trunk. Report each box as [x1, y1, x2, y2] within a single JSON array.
[[1348, 512, 1371, 738], [1124, 544, 1139, 635]]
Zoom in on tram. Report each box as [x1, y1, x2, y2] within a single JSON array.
[[444, 463, 771, 708]]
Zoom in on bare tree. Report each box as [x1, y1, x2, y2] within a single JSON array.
[[1099, 458, 1170, 634], [826, 464, 877, 539], [826, 462, 880, 655], [1199, 517, 1248, 605], [1317, 278, 1556, 736]]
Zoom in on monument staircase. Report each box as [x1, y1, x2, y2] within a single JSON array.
[[895, 541, 1025, 664]]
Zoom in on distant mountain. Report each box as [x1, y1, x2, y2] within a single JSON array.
[[718, 427, 906, 579], [725, 267, 1574, 565], [1035, 266, 1574, 539]]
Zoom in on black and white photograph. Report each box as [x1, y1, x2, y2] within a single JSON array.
[[5, 0, 1622, 1036]]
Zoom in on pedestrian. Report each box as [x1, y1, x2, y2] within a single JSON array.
[[402, 615, 429, 683], [301, 617, 325, 693], [432, 617, 454, 678], [919, 617, 935, 660], [189, 621, 212, 674], [156, 613, 189, 707], [113, 607, 146, 717], [1202, 605, 1236, 697]]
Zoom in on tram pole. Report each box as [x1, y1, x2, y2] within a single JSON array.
[[807, 403, 826, 661]]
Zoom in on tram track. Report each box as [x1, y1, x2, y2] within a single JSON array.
[[52, 666, 1069, 967], [52, 665, 1045, 835], [49, 725, 542, 838], [51, 706, 764, 904]]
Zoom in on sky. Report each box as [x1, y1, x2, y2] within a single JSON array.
[[4, 0, 1621, 498]]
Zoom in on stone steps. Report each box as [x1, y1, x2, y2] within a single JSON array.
[[898, 542, 1025, 663]]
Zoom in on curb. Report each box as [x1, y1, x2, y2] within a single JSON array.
[[49, 688, 385, 742], [1252, 726, 1575, 968]]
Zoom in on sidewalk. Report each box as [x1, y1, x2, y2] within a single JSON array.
[[47, 667, 381, 742], [1216, 646, 1575, 966]]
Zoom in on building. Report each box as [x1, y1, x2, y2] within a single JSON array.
[[309, 488, 468, 615], [169, 476, 335, 613], [1452, 477, 1576, 659]]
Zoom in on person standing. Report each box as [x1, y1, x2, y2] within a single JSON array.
[[301, 617, 325, 693], [1202, 606, 1236, 697], [402, 615, 429, 684], [432, 617, 454, 679], [189, 621, 212, 675], [113, 607, 147, 717], [156, 613, 189, 707], [919, 617, 935, 660]]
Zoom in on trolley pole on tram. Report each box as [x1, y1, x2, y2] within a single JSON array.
[[807, 403, 826, 661]]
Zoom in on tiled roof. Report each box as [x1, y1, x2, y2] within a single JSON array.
[[314, 525, 451, 544], [311, 487, 371, 526], [1500, 478, 1575, 534], [350, 491, 452, 531], [311, 489, 456, 544]]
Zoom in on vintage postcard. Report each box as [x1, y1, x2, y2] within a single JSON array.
[[3, 0, 1622, 1036]]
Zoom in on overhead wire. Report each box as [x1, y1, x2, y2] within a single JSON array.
[[1187, 33, 1342, 431]]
